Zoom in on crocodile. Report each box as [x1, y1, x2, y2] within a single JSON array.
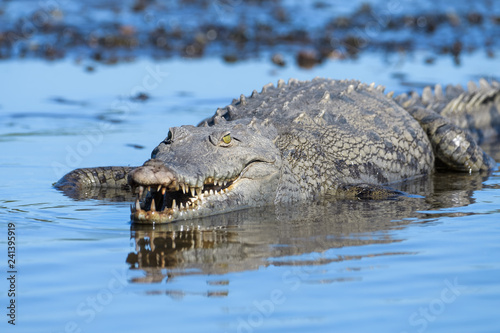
[[55, 78, 500, 224]]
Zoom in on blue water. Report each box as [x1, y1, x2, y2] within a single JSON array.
[[2, 0, 500, 330], [1, 51, 500, 333]]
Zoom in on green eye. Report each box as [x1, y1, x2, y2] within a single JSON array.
[[222, 134, 231, 144]]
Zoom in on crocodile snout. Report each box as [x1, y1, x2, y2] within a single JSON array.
[[128, 159, 176, 187]]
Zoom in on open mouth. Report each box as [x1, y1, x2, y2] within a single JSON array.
[[130, 177, 236, 223]]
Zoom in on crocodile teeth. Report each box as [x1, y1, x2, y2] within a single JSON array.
[[132, 171, 237, 223]]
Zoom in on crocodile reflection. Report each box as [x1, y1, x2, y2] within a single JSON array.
[[126, 170, 493, 286]]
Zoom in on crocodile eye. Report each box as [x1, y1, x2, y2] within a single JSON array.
[[222, 133, 231, 144]]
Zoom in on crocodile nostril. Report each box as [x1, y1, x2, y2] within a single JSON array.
[[128, 160, 176, 187], [143, 159, 166, 167]]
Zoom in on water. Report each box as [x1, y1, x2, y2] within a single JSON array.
[[1, 51, 499, 333], [1, 1, 500, 332]]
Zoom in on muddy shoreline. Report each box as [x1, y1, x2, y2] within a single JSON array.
[[1, 0, 499, 68]]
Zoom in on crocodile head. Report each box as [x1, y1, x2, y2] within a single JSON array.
[[128, 121, 281, 224]]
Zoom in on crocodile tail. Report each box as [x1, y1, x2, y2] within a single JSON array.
[[55, 166, 136, 190], [394, 78, 500, 144]]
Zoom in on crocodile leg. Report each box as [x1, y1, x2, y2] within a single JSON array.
[[406, 106, 496, 172], [395, 79, 500, 144], [54, 166, 136, 190], [333, 183, 404, 200]]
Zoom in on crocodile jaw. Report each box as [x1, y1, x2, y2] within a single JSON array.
[[130, 176, 236, 223], [129, 161, 279, 224]]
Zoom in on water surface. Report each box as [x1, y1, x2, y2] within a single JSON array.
[[1, 0, 500, 331], [1, 52, 500, 332]]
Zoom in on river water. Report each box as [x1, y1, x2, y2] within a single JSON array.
[[1, 1, 500, 333], [1, 52, 499, 333]]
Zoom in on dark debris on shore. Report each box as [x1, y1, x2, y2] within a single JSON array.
[[0, 0, 499, 68]]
